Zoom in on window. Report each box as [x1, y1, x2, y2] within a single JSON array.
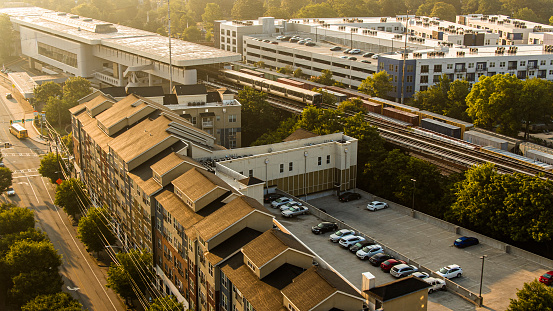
[[232, 31, 236, 37], [406, 85, 413, 92], [326, 155, 330, 164], [500, 62, 505, 67], [541, 60, 546, 66], [191, 117, 197, 124], [406, 76, 413, 83], [447, 64, 453, 69], [221, 37, 225, 42], [289, 162, 293, 171], [420, 75, 428, 83], [221, 29, 224, 35], [489, 62, 495, 68], [406, 65, 413, 72], [226, 30, 230, 36], [421, 65, 429, 73], [468, 63, 474, 68], [318, 157, 322, 166], [520, 61, 526, 66], [394, 75, 397, 82], [388, 64, 394, 71], [228, 114, 237, 122], [433, 75, 440, 83], [280, 164, 284, 173], [248, 170, 253, 177], [395, 65, 398, 72], [434, 64, 442, 72], [420, 86, 428, 91], [549, 70, 553, 75]]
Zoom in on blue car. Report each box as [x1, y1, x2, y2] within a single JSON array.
[[454, 236, 479, 248]]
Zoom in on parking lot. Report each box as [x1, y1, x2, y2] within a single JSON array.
[[267, 191, 551, 311]]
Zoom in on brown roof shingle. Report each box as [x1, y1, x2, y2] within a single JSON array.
[[172, 168, 232, 202], [242, 229, 312, 268], [283, 128, 318, 142], [95, 94, 149, 130], [155, 190, 204, 230]]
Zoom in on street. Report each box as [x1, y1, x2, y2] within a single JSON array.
[[0, 84, 124, 311]]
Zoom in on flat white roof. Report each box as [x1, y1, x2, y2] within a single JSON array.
[[384, 44, 552, 60], [0, 7, 241, 67]]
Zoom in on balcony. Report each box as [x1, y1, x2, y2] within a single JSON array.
[[454, 68, 466, 72], [527, 65, 539, 70], [202, 121, 214, 128], [508, 66, 517, 70]]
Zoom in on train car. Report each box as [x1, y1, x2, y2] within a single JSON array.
[[361, 99, 382, 114], [419, 110, 473, 138], [526, 149, 553, 165], [239, 68, 264, 78], [413, 127, 480, 150], [322, 89, 348, 103], [463, 131, 509, 150], [277, 78, 307, 89], [220, 70, 322, 106], [368, 112, 413, 127], [421, 118, 462, 139], [382, 107, 419, 126], [326, 86, 371, 100], [368, 97, 420, 114], [481, 146, 553, 171]]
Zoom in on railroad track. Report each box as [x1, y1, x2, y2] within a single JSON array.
[[205, 77, 553, 178]]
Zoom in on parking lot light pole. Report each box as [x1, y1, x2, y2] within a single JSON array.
[[479, 255, 487, 306], [410, 178, 416, 214]]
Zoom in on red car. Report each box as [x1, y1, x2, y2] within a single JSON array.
[[539, 271, 553, 286], [380, 259, 407, 272]]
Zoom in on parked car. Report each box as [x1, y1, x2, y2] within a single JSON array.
[[305, 42, 316, 46], [369, 253, 394, 266], [298, 40, 306, 45], [425, 277, 446, 293], [390, 264, 418, 278], [363, 52, 375, 58], [6, 187, 15, 196], [329, 229, 356, 242], [330, 46, 342, 51], [343, 48, 352, 54], [371, 54, 379, 59], [380, 259, 407, 272], [454, 236, 479, 248], [348, 57, 357, 61], [539, 271, 553, 286], [435, 265, 463, 279], [290, 38, 300, 43], [411, 272, 430, 279], [349, 240, 374, 253], [360, 60, 372, 64], [339, 55, 349, 59], [0, 161, 4, 167], [271, 41, 279, 44], [271, 197, 292, 208], [349, 49, 361, 54], [356, 245, 384, 260], [281, 205, 309, 217], [279, 201, 302, 211], [264, 193, 281, 203], [312, 222, 338, 234], [367, 201, 388, 211], [338, 192, 361, 202], [339, 235, 366, 248], [262, 39, 271, 43], [6, 93, 12, 99], [305, 38, 312, 41]]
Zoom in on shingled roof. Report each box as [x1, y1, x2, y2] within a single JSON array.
[[242, 229, 312, 268]]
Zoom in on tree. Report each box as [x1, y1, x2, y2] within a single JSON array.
[[295, 3, 338, 18], [413, 75, 471, 121], [8, 270, 64, 307], [107, 249, 154, 303], [148, 295, 184, 311], [514, 7, 542, 23], [231, 0, 265, 20], [44, 97, 71, 129], [39, 152, 62, 184], [310, 69, 335, 86], [337, 98, 368, 114], [77, 206, 116, 255], [33, 82, 63, 105], [358, 71, 393, 98], [313, 88, 337, 106], [0, 14, 15, 63], [181, 26, 202, 42], [518, 78, 553, 139], [62, 132, 74, 154], [0, 166, 12, 194], [0, 228, 47, 257], [55, 178, 88, 219], [71, 2, 102, 19], [0, 204, 35, 235], [293, 68, 304, 78], [328, 0, 370, 16], [507, 280, 553, 311], [201, 3, 222, 32], [277, 65, 293, 75], [429, 2, 457, 22], [3, 240, 62, 283], [62, 76, 92, 107], [254, 61, 265, 69], [22, 292, 84, 311]]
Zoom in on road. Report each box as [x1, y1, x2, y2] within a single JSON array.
[[0, 84, 124, 311]]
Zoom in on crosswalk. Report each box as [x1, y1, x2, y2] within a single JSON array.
[[2, 153, 41, 157], [13, 168, 39, 174]]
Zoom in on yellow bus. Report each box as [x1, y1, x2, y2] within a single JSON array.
[[10, 123, 28, 139]]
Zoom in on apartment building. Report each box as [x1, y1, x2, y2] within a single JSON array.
[[406, 16, 499, 46], [457, 14, 553, 45], [378, 44, 553, 99]]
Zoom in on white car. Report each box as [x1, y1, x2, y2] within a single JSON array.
[[349, 49, 361, 54], [356, 244, 383, 259], [390, 264, 418, 278], [6, 187, 15, 196], [411, 272, 430, 279], [435, 265, 463, 279], [339, 235, 366, 248], [329, 229, 356, 243], [271, 197, 292, 208], [281, 205, 309, 217], [367, 201, 388, 211], [425, 277, 446, 293], [279, 201, 302, 211]]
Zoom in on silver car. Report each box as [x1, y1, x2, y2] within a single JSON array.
[[6, 187, 15, 196], [390, 264, 418, 278], [367, 201, 388, 211], [329, 229, 356, 243]]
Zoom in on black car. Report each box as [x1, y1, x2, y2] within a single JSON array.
[[369, 253, 394, 266], [362, 52, 374, 58], [264, 193, 281, 203], [311, 222, 338, 234], [343, 48, 352, 54], [349, 240, 374, 253], [339, 192, 361, 202]]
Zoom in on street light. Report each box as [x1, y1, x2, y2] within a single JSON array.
[[410, 178, 416, 214], [479, 255, 487, 307]]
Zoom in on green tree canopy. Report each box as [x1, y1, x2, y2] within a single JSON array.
[[62, 76, 92, 107], [231, 0, 265, 20], [413, 75, 471, 121], [3, 240, 62, 279], [0, 203, 34, 236], [33, 82, 63, 105], [201, 3, 222, 32], [429, 2, 457, 21], [0, 14, 15, 63], [39, 152, 63, 184], [358, 71, 393, 98], [295, 2, 338, 18], [336, 98, 368, 114], [148, 295, 184, 311], [0, 166, 13, 194], [107, 249, 154, 302], [8, 270, 64, 307], [507, 280, 553, 311], [310, 69, 335, 86], [22, 292, 84, 311], [0, 228, 47, 258], [55, 178, 89, 219], [77, 206, 116, 254], [182, 26, 202, 42], [44, 97, 72, 129]]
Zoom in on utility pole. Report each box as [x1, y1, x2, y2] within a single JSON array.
[[168, 0, 173, 92]]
